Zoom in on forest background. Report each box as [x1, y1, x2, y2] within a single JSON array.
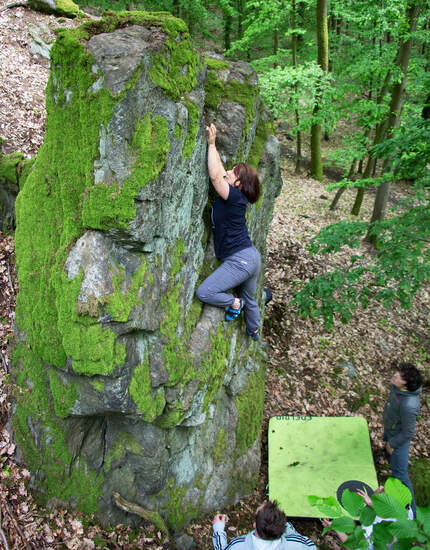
[[0, 0, 429, 548]]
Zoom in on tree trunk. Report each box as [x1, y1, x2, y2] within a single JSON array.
[[366, 1, 421, 241], [292, 0, 302, 173], [329, 161, 355, 210], [423, 92, 430, 120], [224, 13, 232, 51], [351, 62, 393, 215], [236, 0, 244, 39], [310, 0, 328, 181]]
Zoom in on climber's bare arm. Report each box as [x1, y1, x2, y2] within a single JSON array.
[[206, 124, 229, 200]]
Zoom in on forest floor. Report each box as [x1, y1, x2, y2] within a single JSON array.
[[0, 3, 429, 549]]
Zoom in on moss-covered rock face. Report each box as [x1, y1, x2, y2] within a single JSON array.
[[12, 13, 282, 529], [0, 148, 33, 231], [29, 0, 80, 18]]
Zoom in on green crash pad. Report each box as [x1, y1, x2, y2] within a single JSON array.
[[268, 416, 378, 518]]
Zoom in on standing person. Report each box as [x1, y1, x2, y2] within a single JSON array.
[[383, 362, 423, 516], [196, 123, 261, 341], [212, 500, 317, 549]]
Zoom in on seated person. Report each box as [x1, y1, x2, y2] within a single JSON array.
[[212, 500, 317, 549]]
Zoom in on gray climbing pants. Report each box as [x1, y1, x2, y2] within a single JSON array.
[[196, 246, 261, 331]]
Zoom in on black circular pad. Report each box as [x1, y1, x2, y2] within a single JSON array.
[[336, 480, 374, 507]]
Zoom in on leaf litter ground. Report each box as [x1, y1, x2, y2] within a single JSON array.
[[0, 3, 428, 548]]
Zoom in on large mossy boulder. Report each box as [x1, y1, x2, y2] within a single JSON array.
[[12, 12, 282, 528]]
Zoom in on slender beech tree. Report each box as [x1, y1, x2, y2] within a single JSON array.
[[310, 0, 328, 181], [366, 0, 422, 242], [351, 0, 421, 218], [291, 0, 303, 172]]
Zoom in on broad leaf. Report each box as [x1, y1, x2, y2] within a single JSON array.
[[388, 519, 419, 540], [384, 478, 412, 507], [307, 495, 342, 517], [417, 504, 430, 535], [372, 493, 408, 520], [344, 526, 368, 550], [372, 521, 395, 545], [390, 540, 415, 550], [329, 516, 356, 534], [341, 489, 366, 517], [360, 505, 377, 527]]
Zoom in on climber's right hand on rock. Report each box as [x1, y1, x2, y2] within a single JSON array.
[[206, 123, 217, 146]]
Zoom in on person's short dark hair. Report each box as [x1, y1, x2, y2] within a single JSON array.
[[399, 362, 423, 391], [255, 500, 286, 540], [234, 163, 261, 204]]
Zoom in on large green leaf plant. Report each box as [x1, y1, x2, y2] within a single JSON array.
[[309, 478, 430, 549]]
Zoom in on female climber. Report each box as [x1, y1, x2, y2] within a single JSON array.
[[196, 123, 261, 341]]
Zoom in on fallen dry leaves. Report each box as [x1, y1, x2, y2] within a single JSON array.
[[0, 3, 428, 549]]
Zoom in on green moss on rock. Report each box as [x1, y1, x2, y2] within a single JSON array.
[[204, 68, 258, 134], [154, 477, 203, 530], [199, 325, 230, 411], [48, 370, 78, 418], [0, 152, 25, 184], [91, 379, 105, 392], [182, 101, 199, 160], [204, 56, 230, 71], [147, 21, 200, 102], [174, 123, 182, 140], [104, 432, 143, 472], [29, 0, 79, 18], [129, 362, 166, 420], [82, 114, 170, 230], [12, 344, 103, 513], [410, 458, 430, 506], [213, 428, 227, 465], [105, 257, 149, 322], [234, 367, 266, 456], [247, 110, 274, 170]]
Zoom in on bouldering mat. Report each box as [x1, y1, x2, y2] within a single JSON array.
[[268, 416, 378, 517]]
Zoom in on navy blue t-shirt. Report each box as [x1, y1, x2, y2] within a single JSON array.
[[211, 186, 252, 260]]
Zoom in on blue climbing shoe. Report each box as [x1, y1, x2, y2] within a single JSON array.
[[225, 299, 245, 322], [247, 327, 259, 341]]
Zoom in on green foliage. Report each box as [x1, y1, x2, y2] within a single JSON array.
[[308, 494, 342, 518], [257, 62, 339, 135], [372, 119, 430, 186], [341, 489, 366, 517], [227, 0, 292, 58], [410, 458, 430, 507], [311, 477, 430, 549], [293, 192, 430, 327]]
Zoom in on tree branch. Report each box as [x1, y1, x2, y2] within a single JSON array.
[[0, 508, 10, 550]]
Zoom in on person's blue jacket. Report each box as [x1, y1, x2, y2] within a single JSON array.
[[383, 384, 422, 448]]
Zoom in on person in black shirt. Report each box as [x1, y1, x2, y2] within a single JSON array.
[[196, 124, 261, 340]]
